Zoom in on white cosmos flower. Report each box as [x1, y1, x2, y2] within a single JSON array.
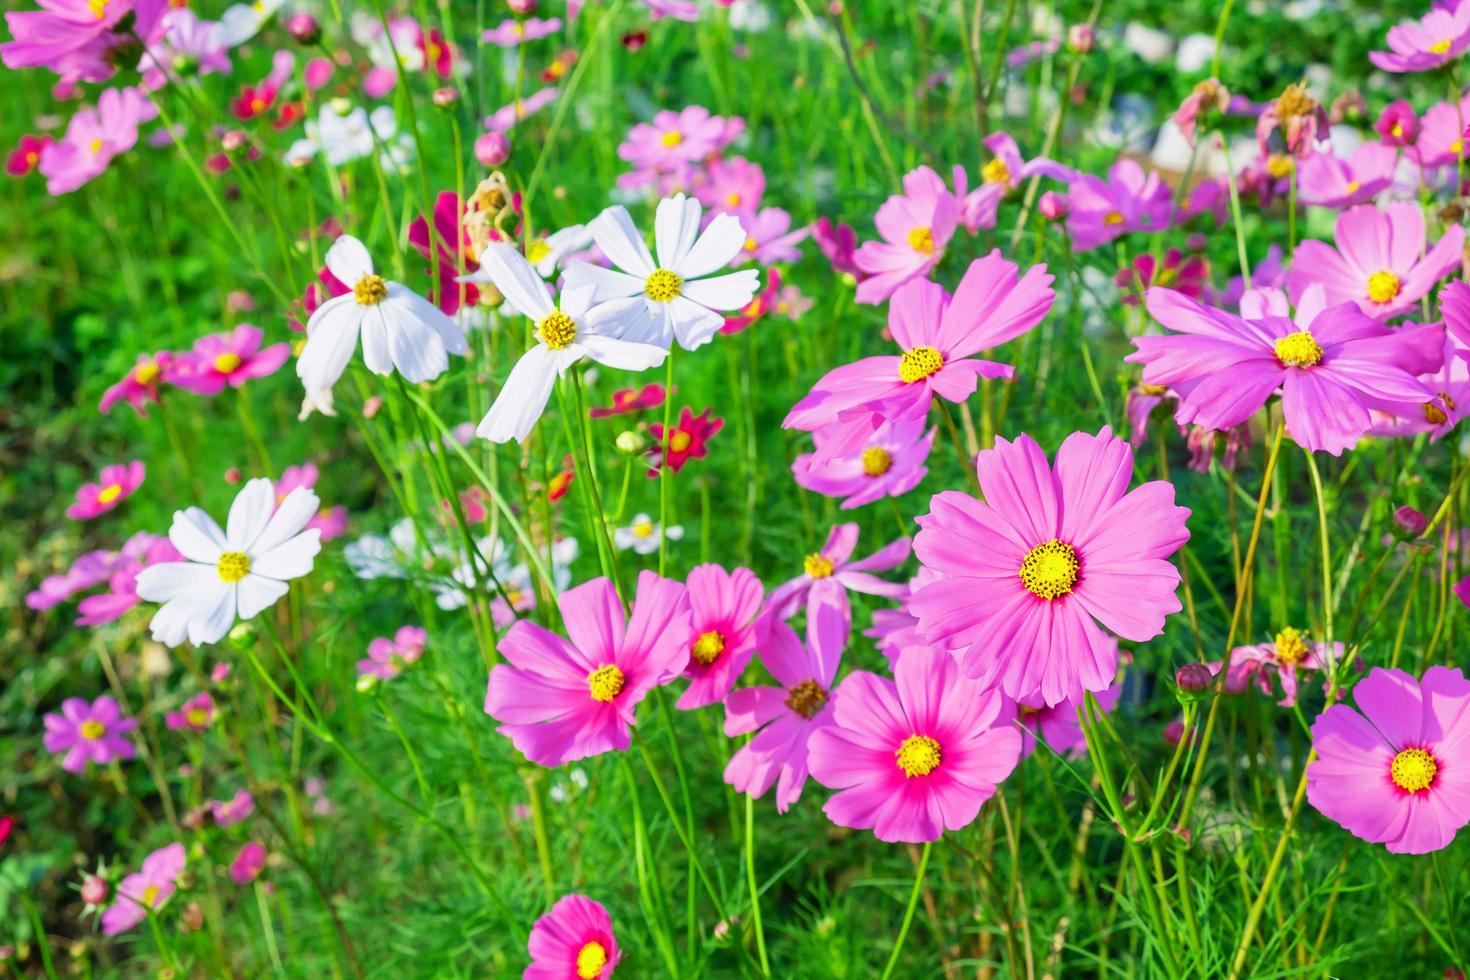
[[614, 513, 683, 554], [136, 479, 321, 647], [470, 243, 667, 444], [563, 193, 761, 351], [528, 224, 594, 277], [218, 0, 285, 47], [298, 235, 469, 392]]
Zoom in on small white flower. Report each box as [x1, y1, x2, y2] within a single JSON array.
[[218, 0, 285, 47], [469, 243, 666, 443], [564, 193, 761, 351], [298, 234, 469, 392], [614, 513, 682, 554], [136, 479, 321, 647], [527, 224, 594, 278]]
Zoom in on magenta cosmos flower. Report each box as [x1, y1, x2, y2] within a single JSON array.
[[67, 460, 144, 520], [101, 842, 185, 935], [40, 86, 156, 196], [784, 251, 1054, 435], [793, 416, 934, 510], [171, 324, 291, 395], [1307, 666, 1470, 854], [525, 894, 620, 980], [1134, 287, 1444, 455], [482, 17, 561, 46], [100, 351, 175, 415], [694, 155, 765, 214], [852, 165, 958, 304], [724, 604, 845, 812], [358, 626, 427, 681], [910, 428, 1190, 707], [230, 842, 267, 884], [484, 571, 690, 766], [1064, 158, 1173, 252], [165, 692, 216, 732], [959, 131, 1077, 231], [766, 523, 909, 621], [807, 647, 1021, 843], [43, 695, 137, 773], [1295, 143, 1397, 210], [1412, 93, 1470, 170], [1210, 627, 1339, 708], [1370, 1, 1470, 73], [1018, 678, 1120, 759], [678, 564, 763, 710], [1287, 203, 1464, 319]]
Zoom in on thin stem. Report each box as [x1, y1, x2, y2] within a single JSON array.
[[879, 840, 933, 980]]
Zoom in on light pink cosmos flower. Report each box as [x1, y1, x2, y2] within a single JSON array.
[[765, 523, 910, 622], [644, 0, 700, 20], [43, 695, 137, 773], [1295, 143, 1398, 210], [40, 86, 156, 195], [27, 549, 116, 610], [852, 165, 957, 304], [1064, 158, 1173, 252], [678, 564, 764, 710], [139, 8, 230, 91], [793, 416, 934, 510], [357, 626, 428, 681], [807, 647, 1022, 843], [484, 572, 690, 767], [724, 605, 844, 813], [617, 105, 740, 185], [211, 789, 254, 827], [100, 351, 175, 415], [76, 533, 182, 627], [1017, 678, 1121, 759], [484, 87, 558, 133], [165, 692, 216, 732], [67, 460, 144, 520], [694, 155, 764, 214], [1370, 1, 1470, 73], [1287, 202, 1465, 319], [482, 17, 561, 47], [959, 132, 1077, 231], [910, 428, 1190, 707], [1172, 79, 1231, 148], [1307, 665, 1470, 854], [230, 842, 267, 884], [731, 206, 808, 266], [1411, 93, 1470, 170], [101, 842, 185, 935], [274, 463, 348, 542], [170, 324, 291, 395], [1209, 628, 1339, 708], [526, 894, 621, 980]]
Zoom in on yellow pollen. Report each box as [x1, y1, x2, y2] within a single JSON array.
[[1443, 391, 1458, 411], [744, 236, 759, 252], [97, 484, 124, 505], [217, 551, 251, 583], [1139, 383, 1168, 395], [1425, 401, 1449, 425], [660, 130, 684, 148], [1275, 82, 1315, 120], [668, 430, 692, 453], [89, 138, 104, 154], [898, 345, 945, 383], [141, 885, 161, 908], [726, 193, 742, 206], [354, 273, 388, 306], [1390, 747, 1438, 793], [575, 941, 608, 979], [1392, 122, 1403, 138], [1266, 154, 1294, 179], [1345, 180, 1360, 193], [88, 0, 108, 19], [785, 678, 827, 719], [213, 352, 243, 374], [1019, 539, 1079, 601], [895, 734, 942, 778], [1454, 138, 1465, 155], [1103, 211, 1125, 226], [250, 97, 266, 113], [907, 226, 935, 254], [81, 720, 107, 740], [1366, 270, 1401, 304], [526, 240, 552, 264], [644, 268, 683, 302], [133, 361, 161, 386], [186, 707, 208, 726], [513, 23, 525, 36], [691, 630, 726, 666], [587, 664, 625, 702], [982, 157, 1011, 185], [537, 309, 577, 350], [1431, 39, 1454, 55], [804, 553, 835, 579], [632, 521, 655, 538], [1274, 330, 1324, 368], [1273, 627, 1310, 666], [861, 446, 892, 477]]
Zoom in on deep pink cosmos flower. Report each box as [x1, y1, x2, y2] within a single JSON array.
[[1412, 93, 1470, 170], [7, 134, 52, 176], [766, 523, 909, 621], [1295, 143, 1398, 210], [1287, 203, 1464, 319], [230, 842, 267, 884], [1307, 665, 1470, 854], [724, 605, 844, 812], [852, 165, 958, 304], [43, 695, 137, 773], [66, 460, 144, 520], [76, 533, 182, 626], [526, 894, 620, 980], [1115, 249, 1207, 306], [812, 217, 862, 280], [1209, 627, 1339, 708], [793, 416, 934, 510], [484, 572, 690, 767], [1370, 1, 1470, 73], [101, 842, 185, 935], [210, 789, 254, 827], [646, 407, 722, 476], [165, 692, 216, 732], [731, 207, 808, 266], [408, 190, 483, 315], [40, 86, 156, 195], [807, 647, 1022, 843], [588, 383, 666, 418], [483, 17, 561, 46], [231, 50, 294, 121], [2, 0, 167, 84], [170, 324, 291, 395], [100, 351, 175, 415], [678, 564, 763, 710], [1065, 158, 1173, 252], [722, 267, 782, 335], [695, 155, 765, 214], [1133, 287, 1445, 455], [357, 626, 427, 681], [1376, 100, 1420, 147], [1018, 679, 1121, 759], [910, 428, 1190, 707]]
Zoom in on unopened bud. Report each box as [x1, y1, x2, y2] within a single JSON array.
[[1038, 190, 1068, 220], [1067, 23, 1094, 54], [432, 87, 460, 108], [224, 467, 242, 485], [81, 875, 109, 906], [356, 673, 380, 695], [507, 0, 536, 12], [1175, 662, 1212, 695], [475, 130, 511, 167], [362, 395, 383, 419], [1392, 505, 1427, 539], [286, 12, 321, 44], [221, 130, 247, 153], [615, 430, 647, 456]]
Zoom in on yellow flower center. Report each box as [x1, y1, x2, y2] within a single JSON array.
[[1103, 211, 1125, 226], [133, 361, 161, 386], [895, 734, 942, 778], [660, 130, 683, 148], [1390, 747, 1438, 793], [525, 240, 552, 264], [784, 678, 827, 719], [141, 885, 161, 908], [217, 551, 251, 583], [213, 352, 243, 374], [726, 192, 742, 206], [1139, 383, 1168, 395], [81, 720, 107, 740], [587, 664, 625, 702], [804, 553, 835, 579], [354, 274, 388, 306], [907, 227, 935, 254], [861, 446, 892, 477], [89, 138, 103, 154], [1425, 400, 1450, 425], [898, 345, 945, 383], [632, 521, 655, 538], [1019, 539, 1079, 601], [97, 484, 124, 505], [691, 630, 726, 665], [1266, 154, 1294, 179], [1392, 122, 1403, 139], [1275, 82, 1316, 120], [186, 707, 209, 727], [1274, 330, 1324, 368], [1345, 180, 1360, 194], [644, 268, 683, 302], [744, 236, 759, 252], [575, 941, 608, 979], [513, 23, 525, 36], [1274, 627, 1309, 666], [88, 0, 109, 19], [1431, 38, 1454, 55], [668, 430, 692, 453], [982, 158, 1011, 185], [1454, 138, 1466, 155], [1366, 270, 1401, 304], [537, 309, 577, 350]]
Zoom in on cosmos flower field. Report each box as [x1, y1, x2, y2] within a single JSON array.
[[6, 0, 1470, 975]]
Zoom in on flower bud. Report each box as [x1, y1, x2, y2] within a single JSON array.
[[1175, 662, 1212, 695], [224, 467, 242, 484], [432, 87, 460, 108], [221, 130, 247, 153], [81, 875, 109, 906], [211, 662, 232, 684], [1038, 190, 1068, 221], [615, 430, 647, 456], [286, 12, 321, 45], [475, 130, 511, 167], [362, 395, 384, 419], [1392, 504, 1428, 539], [507, 0, 536, 12], [1067, 23, 1094, 54], [228, 622, 255, 646], [356, 673, 381, 695]]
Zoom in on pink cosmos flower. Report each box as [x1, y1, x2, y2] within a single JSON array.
[[357, 626, 428, 680], [485, 88, 558, 133], [210, 789, 254, 827], [1064, 158, 1173, 252], [76, 533, 183, 626], [1370, 1, 1470, 73], [695, 155, 765, 214], [863, 568, 956, 665], [959, 132, 1077, 231], [2, 0, 167, 84], [484, 572, 691, 767], [1370, 333, 1470, 440], [722, 267, 782, 335], [483, 17, 561, 46], [27, 549, 116, 610], [644, 0, 700, 20], [101, 843, 185, 935], [677, 564, 763, 709], [40, 86, 156, 195], [812, 217, 862, 280], [43, 695, 137, 773], [765, 523, 910, 621], [165, 692, 216, 732], [1018, 679, 1121, 759], [1376, 100, 1420, 147], [1411, 93, 1470, 170], [617, 105, 741, 188], [731, 207, 808, 266], [852, 165, 957, 304], [1256, 83, 1328, 159], [724, 604, 845, 812], [100, 351, 175, 415], [7, 134, 52, 176], [1172, 79, 1231, 148], [170, 324, 291, 395], [1133, 286, 1444, 455], [646, 407, 722, 476], [807, 647, 1022, 843], [1209, 628, 1338, 708], [230, 842, 267, 884], [1287, 203, 1464, 319], [273, 463, 347, 542], [67, 460, 144, 520], [1307, 665, 1470, 854], [139, 8, 230, 91], [408, 190, 483, 315], [910, 428, 1190, 707], [588, 383, 666, 418], [793, 416, 934, 510], [525, 894, 620, 980], [1295, 143, 1398, 210]]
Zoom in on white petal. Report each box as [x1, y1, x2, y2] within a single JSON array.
[[562, 261, 648, 304], [298, 300, 362, 391], [136, 561, 215, 603], [560, 284, 598, 321], [682, 269, 762, 311], [477, 345, 560, 444], [360, 304, 392, 375], [324, 234, 373, 284], [667, 297, 727, 351], [578, 335, 668, 372], [236, 574, 289, 619], [476, 244, 553, 321], [677, 212, 748, 279], [393, 284, 469, 355], [584, 295, 661, 344], [385, 303, 449, 382], [654, 193, 703, 270], [251, 488, 320, 557], [587, 205, 655, 276], [149, 595, 203, 647], [226, 478, 276, 551], [170, 508, 226, 564], [250, 530, 322, 580], [187, 581, 237, 647]]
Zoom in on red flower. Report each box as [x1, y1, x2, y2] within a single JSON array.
[[0, 815, 13, 848], [647, 407, 723, 476], [408, 190, 482, 315], [6, 134, 52, 177], [723, 268, 781, 334], [589, 383, 667, 419], [232, 84, 275, 121], [547, 458, 575, 502], [420, 28, 455, 78]]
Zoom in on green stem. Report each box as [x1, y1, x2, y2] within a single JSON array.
[[878, 840, 933, 980]]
